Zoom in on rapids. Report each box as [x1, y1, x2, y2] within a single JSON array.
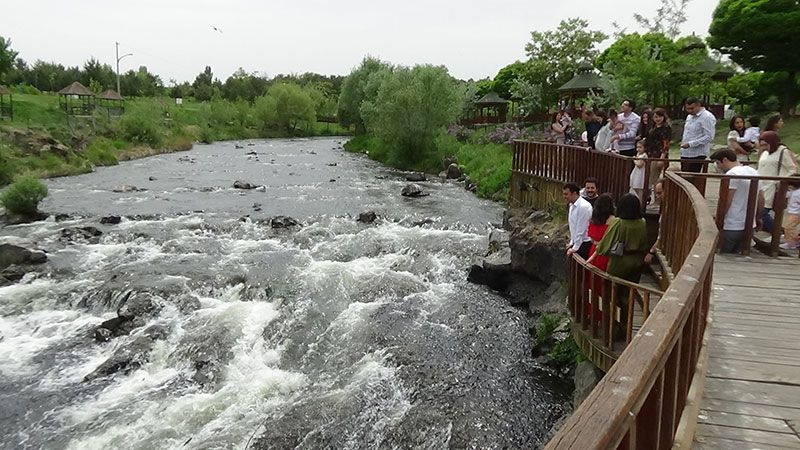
[[0, 138, 569, 449]]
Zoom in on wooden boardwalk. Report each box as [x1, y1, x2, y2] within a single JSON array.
[[693, 253, 800, 449]]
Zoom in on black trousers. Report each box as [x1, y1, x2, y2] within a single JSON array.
[[681, 155, 706, 173], [618, 149, 636, 157], [577, 241, 592, 259]]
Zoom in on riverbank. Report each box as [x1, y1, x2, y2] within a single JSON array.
[[0, 93, 351, 185]]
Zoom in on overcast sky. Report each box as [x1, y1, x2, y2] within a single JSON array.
[[6, 0, 719, 83]]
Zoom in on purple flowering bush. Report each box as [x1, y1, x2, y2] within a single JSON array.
[[482, 124, 532, 145], [447, 124, 474, 142]]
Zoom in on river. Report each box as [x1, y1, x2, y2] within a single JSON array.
[[0, 137, 570, 449]]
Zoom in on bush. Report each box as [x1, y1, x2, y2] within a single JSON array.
[[482, 123, 532, 145], [1, 176, 48, 215], [535, 314, 562, 345], [165, 133, 193, 151], [120, 112, 164, 148]]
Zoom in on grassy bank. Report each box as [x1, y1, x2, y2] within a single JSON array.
[[345, 133, 515, 201], [0, 93, 350, 185]]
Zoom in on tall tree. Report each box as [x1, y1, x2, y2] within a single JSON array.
[[0, 36, 18, 84], [523, 18, 607, 107], [709, 0, 800, 114], [337, 57, 392, 134]]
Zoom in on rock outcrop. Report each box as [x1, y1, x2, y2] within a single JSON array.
[[401, 184, 429, 198], [0, 243, 47, 270]]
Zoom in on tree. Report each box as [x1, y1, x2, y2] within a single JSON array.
[[709, 0, 800, 114], [633, 0, 691, 39], [522, 18, 607, 107], [259, 83, 315, 134], [492, 61, 527, 99], [0, 36, 18, 84], [360, 65, 460, 168], [193, 66, 215, 101], [82, 57, 115, 90], [337, 57, 392, 134]]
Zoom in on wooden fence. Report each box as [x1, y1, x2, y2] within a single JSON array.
[[511, 141, 718, 449]]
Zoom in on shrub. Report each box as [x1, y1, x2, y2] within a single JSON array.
[[1, 176, 48, 215], [84, 139, 119, 166], [166, 133, 193, 151], [535, 313, 562, 345], [447, 124, 474, 142], [120, 112, 164, 148]]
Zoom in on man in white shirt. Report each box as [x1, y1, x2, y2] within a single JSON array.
[[611, 99, 640, 157], [563, 183, 593, 259], [710, 149, 764, 254], [680, 97, 717, 173]]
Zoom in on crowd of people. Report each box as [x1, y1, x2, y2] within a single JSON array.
[[551, 98, 800, 255]]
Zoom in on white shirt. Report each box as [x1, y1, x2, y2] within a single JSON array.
[[568, 196, 593, 250], [595, 123, 612, 150], [616, 112, 640, 151], [682, 108, 717, 158], [787, 189, 800, 215], [724, 165, 760, 231], [741, 126, 760, 144]]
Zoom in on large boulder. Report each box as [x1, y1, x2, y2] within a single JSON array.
[[446, 163, 462, 180], [93, 292, 160, 342], [573, 361, 604, 407], [84, 325, 169, 381], [401, 184, 429, 198], [505, 209, 568, 285], [0, 244, 47, 270], [100, 216, 122, 225]]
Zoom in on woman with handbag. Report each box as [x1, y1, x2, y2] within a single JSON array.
[[587, 194, 648, 339], [758, 131, 797, 232]]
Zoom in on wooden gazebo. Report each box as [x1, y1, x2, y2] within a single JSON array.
[[670, 40, 735, 119], [462, 92, 509, 126], [0, 85, 11, 120], [58, 81, 96, 116], [98, 89, 124, 117], [558, 61, 605, 107]]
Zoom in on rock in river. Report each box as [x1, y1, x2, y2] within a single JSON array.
[[357, 211, 378, 224], [100, 216, 122, 225], [405, 172, 427, 182], [233, 180, 258, 190], [0, 243, 47, 270], [446, 163, 462, 180], [401, 183, 429, 198], [270, 216, 300, 228]]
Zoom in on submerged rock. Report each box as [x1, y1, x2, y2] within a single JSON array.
[[401, 183, 429, 198], [357, 211, 378, 224], [92, 292, 160, 342], [100, 216, 122, 225], [233, 180, 257, 190], [59, 226, 103, 244], [271, 216, 300, 228], [112, 185, 146, 193]]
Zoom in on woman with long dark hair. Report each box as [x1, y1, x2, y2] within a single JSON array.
[[727, 115, 754, 161], [585, 194, 615, 322], [765, 114, 785, 132], [551, 111, 566, 144], [636, 110, 653, 144], [645, 108, 672, 193]]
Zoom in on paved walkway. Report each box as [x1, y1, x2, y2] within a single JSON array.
[[693, 253, 800, 449]]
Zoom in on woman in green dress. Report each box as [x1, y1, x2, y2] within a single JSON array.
[[588, 193, 648, 339]]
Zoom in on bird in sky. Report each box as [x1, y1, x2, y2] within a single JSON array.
[[212, 26, 223, 33]]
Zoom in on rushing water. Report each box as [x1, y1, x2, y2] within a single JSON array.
[[0, 138, 569, 449]]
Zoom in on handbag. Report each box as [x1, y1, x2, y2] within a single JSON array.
[[610, 241, 625, 257]]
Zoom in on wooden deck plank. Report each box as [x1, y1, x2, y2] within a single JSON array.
[[696, 251, 800, 448], [698, 411, 796, 434], [695, 424, 800, 447]]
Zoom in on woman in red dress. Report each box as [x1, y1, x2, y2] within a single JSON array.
[[586, 194, 615, 322]]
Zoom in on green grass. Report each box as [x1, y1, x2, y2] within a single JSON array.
[[0, 93, 353, 185]]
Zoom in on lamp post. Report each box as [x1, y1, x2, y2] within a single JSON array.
[[115, 42, 133, 96]]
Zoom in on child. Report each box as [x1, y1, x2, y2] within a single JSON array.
[[737, 116, 761, 154], [609, 119, 627, 153], [779, 175, 800, 250], [629, 140, 647, 201]]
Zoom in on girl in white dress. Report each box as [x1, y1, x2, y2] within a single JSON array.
[[629, 140, 647, 201]]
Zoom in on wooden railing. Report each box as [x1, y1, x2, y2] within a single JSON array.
[[511, 141, 718, 449], [676, 172, 799, 258], [568, 255, 664, 371]]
